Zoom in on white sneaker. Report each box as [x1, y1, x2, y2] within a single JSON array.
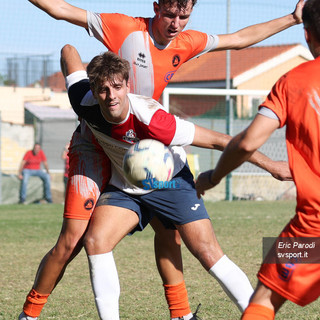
[[19, 312, 38, 320]]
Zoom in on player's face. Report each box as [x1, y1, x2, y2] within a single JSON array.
[[153, 0, 193, 45], [93, 77, 130, 123]]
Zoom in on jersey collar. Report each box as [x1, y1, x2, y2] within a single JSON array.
[[149, 18, 171, 50]]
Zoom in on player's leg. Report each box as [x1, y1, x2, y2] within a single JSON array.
[[84, 200, 141, 320], [20, 218, 89, 319], [142, 165, 253, 313], [241, 281, 285, 320], [176, 219, 253, 312], [19, 130, 110, 320], [150, 217, 193, 320]]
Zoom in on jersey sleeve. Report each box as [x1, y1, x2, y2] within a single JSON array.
[[87, 11, 147, 51], [144, 109, 195, 147], [260, 74, 288, 128], [171, 116, 195, 146], [181, 30, 219, 60], [65, 71, 91, 118]]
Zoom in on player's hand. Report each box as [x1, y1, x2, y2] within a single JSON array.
[[195, 170, 221, 199], [292, 0, 305, 24], [269, 160, 293, 181]]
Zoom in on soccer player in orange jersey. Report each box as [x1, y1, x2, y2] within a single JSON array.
[[196, 1, 320, 318], [21, 1, 302, 319]]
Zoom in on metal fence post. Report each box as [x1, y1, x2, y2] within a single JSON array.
[[0, 111, 2, 204], [225, 0, 233, 201]]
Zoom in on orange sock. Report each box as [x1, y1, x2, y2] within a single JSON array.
[[164, 281, 191, 318], [23, 289, 50, 318], [241, 303, 275, 320]]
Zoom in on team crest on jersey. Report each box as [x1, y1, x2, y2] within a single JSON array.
[[172, 54, 181, 67], [84, 198, 94, 211], [123, 129, 139, 144]]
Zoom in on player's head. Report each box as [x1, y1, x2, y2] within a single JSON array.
[[152, 0, 195, 45], [302, 0, 320, 57], [157, 0, 197, 9], [87, 51, 130, 90], [87, 52, 131, 123]]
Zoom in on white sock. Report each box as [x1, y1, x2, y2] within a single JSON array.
[[209, 255, 253, 312], [88, 252, 120, 320], [19, 312, 38, 320], [171, 313, 193, 320]]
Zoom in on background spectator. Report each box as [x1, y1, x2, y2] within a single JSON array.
[[18, 143, 52, 204]]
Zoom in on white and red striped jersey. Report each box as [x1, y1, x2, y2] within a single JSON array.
[[66, 70, 195, 194]]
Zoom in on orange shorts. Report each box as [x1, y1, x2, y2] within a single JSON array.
[[258, 219, 320, 306], [64, 129, 111, 220]]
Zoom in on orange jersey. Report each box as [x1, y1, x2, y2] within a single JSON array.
[[262, 56, 320, 234], [87, 12, 218, 100]]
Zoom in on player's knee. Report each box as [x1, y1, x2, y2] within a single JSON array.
[[51, 236, 83, 262], [50, 245, 73, 263], [83, 233, 105, 255], [191, 241, 220, 270]]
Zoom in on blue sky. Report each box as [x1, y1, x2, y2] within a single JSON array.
[[1, 0, 306, 68]]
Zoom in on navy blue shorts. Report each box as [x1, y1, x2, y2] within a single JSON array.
[[96, 165, 210, 233]]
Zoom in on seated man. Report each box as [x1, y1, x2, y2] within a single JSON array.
[[18, 143, 52, 204]]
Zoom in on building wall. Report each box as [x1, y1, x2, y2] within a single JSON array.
[[235, 56, 307, 117], [1, 122, 34, 172], [237, 56, 306, 91], [0, 86, 71, 124]]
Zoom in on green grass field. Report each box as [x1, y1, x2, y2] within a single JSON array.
[[1, 201, 319, 320]]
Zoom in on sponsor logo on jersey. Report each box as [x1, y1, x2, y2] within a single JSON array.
[[142, 178, 180, 190], [164, 71, 176, 83], [133, 52, 148, 69], [123, 129, 139, 144], [172, 54, 181, 67]]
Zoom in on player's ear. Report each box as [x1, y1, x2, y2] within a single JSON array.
[[126, 81, 130, 93], [153, 1, 160, 17]]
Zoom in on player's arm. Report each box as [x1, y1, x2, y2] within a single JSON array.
[[60, 44, 85, 77], [192, 121, 291, 182], [195, 114, 281, 197], [28, 0, 87, 28], [214, 0, 304, 51]]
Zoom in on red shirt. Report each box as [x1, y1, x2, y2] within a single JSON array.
[[23, 150, 47, 170]]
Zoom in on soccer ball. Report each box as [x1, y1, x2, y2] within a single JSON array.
[[123, 139, 174, 189]]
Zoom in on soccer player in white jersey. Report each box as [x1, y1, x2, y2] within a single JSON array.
[[58, 44, 291, 320], [20, 1, 301, 319]]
